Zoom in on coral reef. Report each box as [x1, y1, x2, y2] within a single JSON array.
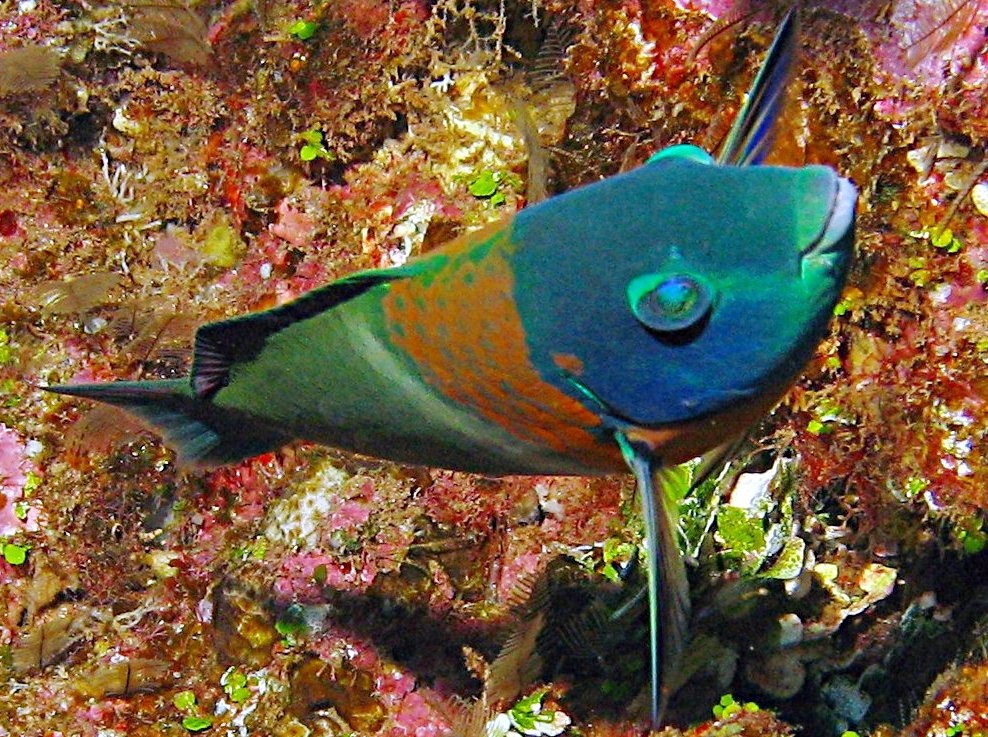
[[2, 0, 988, 735]]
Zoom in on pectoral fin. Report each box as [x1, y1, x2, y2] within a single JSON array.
[[616, 434, 690, 728], [688, 436, 747, 496]]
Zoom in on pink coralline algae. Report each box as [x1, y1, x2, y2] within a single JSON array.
[[673, 0, 988, 93], [206, 457, 287, 523], [377, 666, 417, 706], [151, 225, 201, 270], [390, 691, 448, 737], [672, 0, 737, 15], [269, 198, 319, 247], [328, 499, 372, 531], [274, 552, 383, 602], [495, 550, 544, 601], [0, 424, 37, 536], [880, 0, 988, 86]]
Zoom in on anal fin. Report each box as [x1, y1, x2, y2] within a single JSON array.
[[688, 436, 747, 497]]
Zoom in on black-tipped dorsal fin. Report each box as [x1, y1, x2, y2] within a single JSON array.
[[717, 9, 798, 166], [192, 269, 401, 398]]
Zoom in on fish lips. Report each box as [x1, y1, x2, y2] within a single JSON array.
[[802, 174, 857, 273]]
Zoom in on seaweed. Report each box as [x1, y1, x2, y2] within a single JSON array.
[[10, 606, 89, 674], [122, 1, 211, 66], [898, 0, 988, 68], [74, 658, 173, 697], [63, 404, 147, 458], [108, 301, 197, 374], [0, 45, 62, 97], [22, 273, 124, 316]]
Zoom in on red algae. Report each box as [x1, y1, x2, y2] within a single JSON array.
[[0, 210, 17, 237], [900, 660, 988, 737], [0, 424, 39, 536]]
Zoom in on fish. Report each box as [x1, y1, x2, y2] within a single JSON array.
[[48, 11, 855, 728]]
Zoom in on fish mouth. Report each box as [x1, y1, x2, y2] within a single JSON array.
[[803, 175, 857, 258]]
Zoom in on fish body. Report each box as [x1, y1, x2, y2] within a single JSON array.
[[51, 12, 855, 728], [58, 158, 853, 475]]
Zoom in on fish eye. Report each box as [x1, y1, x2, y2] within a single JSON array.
[[627, 272, 715, 335]]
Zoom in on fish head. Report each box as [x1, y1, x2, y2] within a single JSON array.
[[513, 148, 856, 429]]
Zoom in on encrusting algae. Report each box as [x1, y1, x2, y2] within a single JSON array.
[[2, 1, 988, 736]]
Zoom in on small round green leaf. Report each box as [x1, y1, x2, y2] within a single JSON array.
[[287, 20, 318, 40], [468, 171, 498, 198], [3, 543, 27, 565], [173, 690, 197, 711], [182, 715, 213, 732], [313, 563, 327, 584], [300, 129, 323, 145]]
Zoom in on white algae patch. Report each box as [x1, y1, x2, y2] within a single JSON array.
[[265, 460, 349, 547]]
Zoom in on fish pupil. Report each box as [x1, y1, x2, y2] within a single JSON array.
[[651, 277, 698, 317], [628, 272, 714, 335]]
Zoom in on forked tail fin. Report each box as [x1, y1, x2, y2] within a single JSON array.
[[47, 379, 288, 466]]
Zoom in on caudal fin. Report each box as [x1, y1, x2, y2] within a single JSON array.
[[47, 379, 289, 466]]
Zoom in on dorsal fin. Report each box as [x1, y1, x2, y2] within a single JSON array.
[[192, 269, 399, 398], [717, 9, 798, 166]]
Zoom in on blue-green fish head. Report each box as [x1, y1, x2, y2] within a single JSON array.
[[513, 148, 856, 429]]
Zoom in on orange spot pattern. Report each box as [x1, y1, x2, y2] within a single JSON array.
[[551, 352, 585, 377], [381, 225, 624, 470]]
